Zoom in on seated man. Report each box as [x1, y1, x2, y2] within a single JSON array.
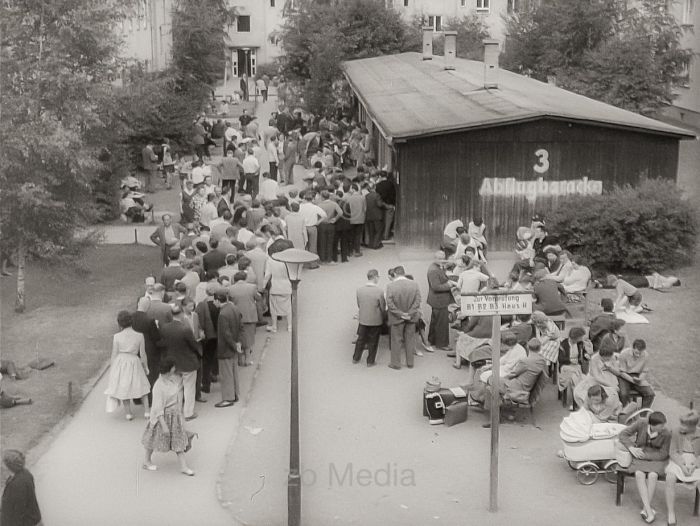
[[617, 338, 655, 408], [532, 269, 567, 316], [469, 338, 547, 428]]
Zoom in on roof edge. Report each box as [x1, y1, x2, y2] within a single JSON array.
[[389, 114, 696, 143]]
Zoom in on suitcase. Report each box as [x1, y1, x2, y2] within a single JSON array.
[[422, 388, 460, 417], [444, 401, 469, 427], [424, 393, 446, 425]]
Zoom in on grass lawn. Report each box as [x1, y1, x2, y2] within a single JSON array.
[[0, 244, 160, 485]]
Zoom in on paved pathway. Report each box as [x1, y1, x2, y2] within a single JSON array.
[[221, 249, 694, 526]]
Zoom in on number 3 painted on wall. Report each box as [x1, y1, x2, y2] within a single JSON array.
[[534, 148, 550, 174]]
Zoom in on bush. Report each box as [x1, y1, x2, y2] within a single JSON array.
[[547, 179, 697, 273]]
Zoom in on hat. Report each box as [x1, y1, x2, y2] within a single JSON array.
[[543, 246, 561, 256], [145, 276, 156, 286], [424, 377, 441, 393], [533, 269, 548, 281]]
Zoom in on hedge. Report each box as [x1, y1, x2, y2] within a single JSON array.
[[547, 179, 697, 273]]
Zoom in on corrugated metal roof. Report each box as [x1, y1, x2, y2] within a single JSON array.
[[342, 52, 695, 141]]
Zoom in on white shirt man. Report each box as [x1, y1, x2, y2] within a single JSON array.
[[299, 199, 327, 227], [267, 139, 279, 164], [237, 227, 255, 246], [260, 174, 280, 202], [199, 200, 218, 228], [225, 125, 241, 144], [242, 152, 260, 175], [456, 265, 490, 294], [563, 263, 592, 293]]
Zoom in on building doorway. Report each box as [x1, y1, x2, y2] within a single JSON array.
[[232, 48, 257, 77]]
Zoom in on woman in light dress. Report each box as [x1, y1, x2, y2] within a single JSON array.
[[104, 311, 151, 420], [665, 411, 700, 525], [264, 240, 294, 333], [141, 358, 195, 476]]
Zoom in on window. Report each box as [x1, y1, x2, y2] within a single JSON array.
[[237, 15, 251, 32], [460, 0, 466, 6], [270, 0, 275, 6], [476, 0, 490, 12], [507, 0, 519, 13], [682, 0, 694, 25], [428, 15, 442, 31], [404, 0, 409, 6]]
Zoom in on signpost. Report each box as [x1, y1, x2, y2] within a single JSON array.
[[460, 290, 533, 512]]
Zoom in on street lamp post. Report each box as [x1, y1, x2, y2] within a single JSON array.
[[271, 248, 319, 526]]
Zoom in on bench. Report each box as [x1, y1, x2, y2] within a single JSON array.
[[502, 370, 549, 427], [615, 470, 699, 516]]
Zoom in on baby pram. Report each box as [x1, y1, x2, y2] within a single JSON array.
[[560, 407, 651, 485]]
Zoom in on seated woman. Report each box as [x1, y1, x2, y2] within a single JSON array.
[[0, 373, 32, 408], [573, 343, 621, 407], [557, 327, 593, 409], [477, 332, 527, 384], [665, 411, 700, 526], [582, 384, 621, 423], [562, 254, 592, 299], [531, 311, 561, 365], [618, 411, 671, 524], [599, 318, 626, 354]]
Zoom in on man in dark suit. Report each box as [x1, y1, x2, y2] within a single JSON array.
[[203, 238, 227, 274], [375, 172, 396, 240], [589, 298, 617, 351], [353, 269, 387, 366], [159, 303, 201, 421], [141, 142, 158, 193], [426, 251, 456, 351], [385, 266, 422, 370], [146, 284, 173, 328], [132, 297, 162, 399], [150, 214, 186, 267], [159, 249, 186, 292], [215, 291, 242, 407], [364, 187, 388, 250], [228, 272, 260, 366]]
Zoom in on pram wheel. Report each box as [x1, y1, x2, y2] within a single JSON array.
[[576, 463, 599, 485], [567, 460, 578, 471], [603, 460, 619, 484]]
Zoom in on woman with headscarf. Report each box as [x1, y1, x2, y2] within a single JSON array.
[[1, 449, 42, 526], [532, 311, 562, 365]]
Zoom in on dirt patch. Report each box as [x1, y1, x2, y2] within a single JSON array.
[[0, 244, 159, 484]]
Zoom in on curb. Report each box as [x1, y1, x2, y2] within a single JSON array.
[[216, 334, 273, 525], [26, 360, 111, 469]]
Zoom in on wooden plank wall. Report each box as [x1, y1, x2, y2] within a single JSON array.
[[394, 120, 680, 251]]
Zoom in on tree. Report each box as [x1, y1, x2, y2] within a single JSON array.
[[0, 0, 124, 312], [501, 0, 691, 114], [279, 0, 415, 114], [171, 0, 237, 93]]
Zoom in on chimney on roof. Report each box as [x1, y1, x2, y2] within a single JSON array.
[[444, 31, 457, 70], [422, 27, 433, 60], [483, 39, 500, 89]]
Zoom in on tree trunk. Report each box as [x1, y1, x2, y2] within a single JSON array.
[[14, 238, 26, 313]]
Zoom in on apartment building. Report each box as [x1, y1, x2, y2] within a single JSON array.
[[117, 0, 173, 73], [224, 0, 288, 78], [666, 0, 700, 127], [386, 0, 517, 41]]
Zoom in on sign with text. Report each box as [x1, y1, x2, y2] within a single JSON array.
[[461, 293, 533, 317]]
